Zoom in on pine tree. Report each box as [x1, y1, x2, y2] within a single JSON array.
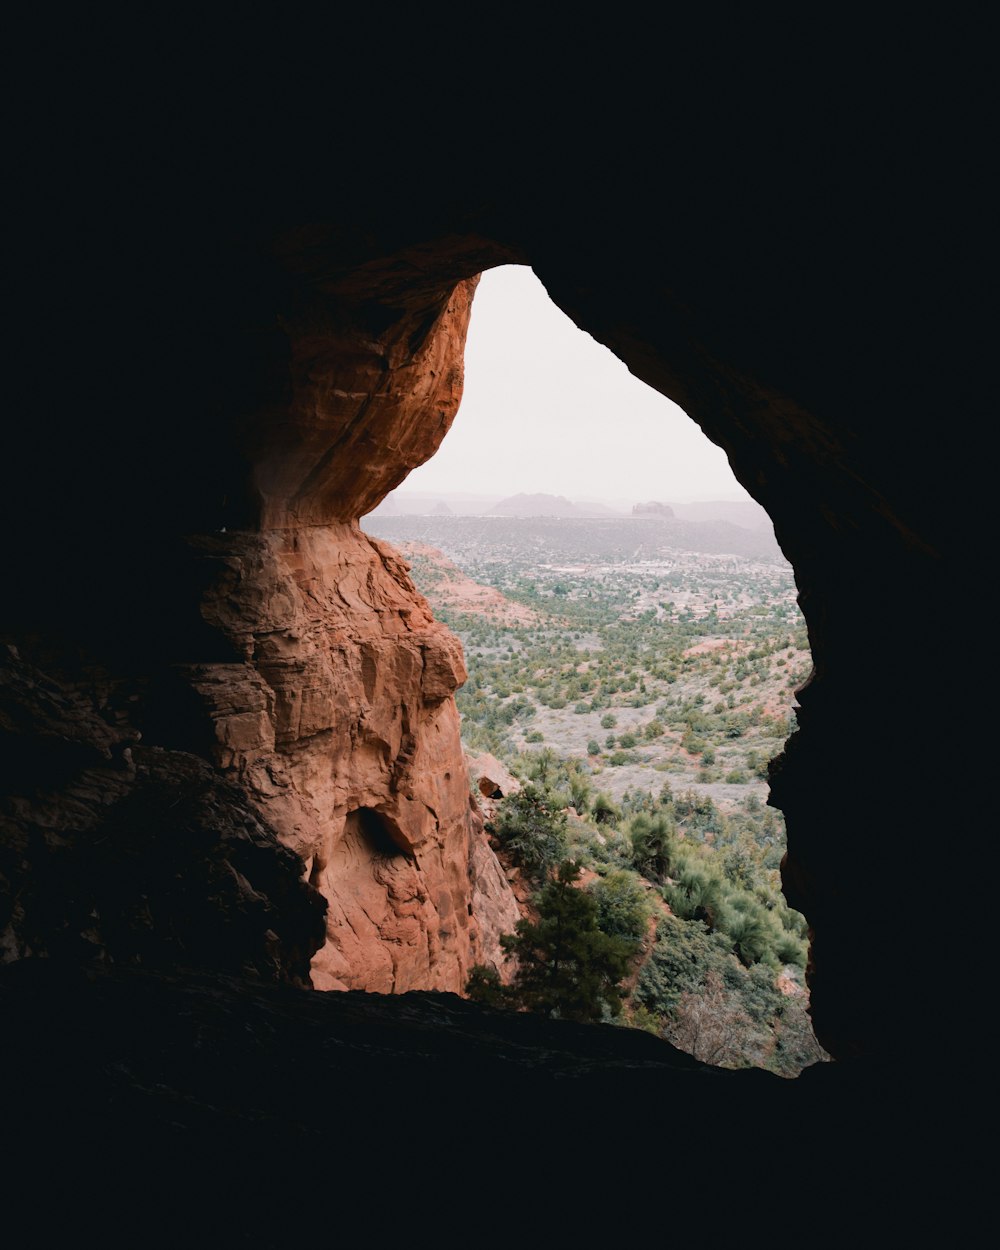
[[500, 861, 635, 1022], [489, 784, 567, 883], [629, 812, 676, 883]]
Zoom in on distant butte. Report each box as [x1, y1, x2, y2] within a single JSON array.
[[632, 500, 676, 518]]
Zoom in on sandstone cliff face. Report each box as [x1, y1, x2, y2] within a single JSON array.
[[1, 272, 519, 997], [160, 270, 522, 991], [185, 523, 516, 991], [255, 274, 486, 527], [0, 526, 518, 996]]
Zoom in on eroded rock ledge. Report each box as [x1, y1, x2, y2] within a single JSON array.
[[0, 960, 973, 1242]]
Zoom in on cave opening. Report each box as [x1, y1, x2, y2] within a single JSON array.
[[0, 73, 974, 1234], [344, 807, 412, 862], [360, 265, 824, 1076]]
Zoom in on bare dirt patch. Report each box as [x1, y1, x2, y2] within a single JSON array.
[[397, 542, 540, 626], [683, 639, 748, 657]]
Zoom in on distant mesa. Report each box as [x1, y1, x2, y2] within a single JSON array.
[[632, 500, 676, 518], [492, 492, 577, 516], [491, 492, 620, 518], [362, 507, 782, 560]]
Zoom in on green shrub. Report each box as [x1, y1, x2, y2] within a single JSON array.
[[591, 792, 621, 825], [720, 907, 776, 967], [590, 870, 651, 945], [569, 773, 592, 812], [774, 933, 807, 968], [465, 963, 509, 1010], [490, 785, 568, 883], [666, 865, 727, 928], [636, 916, 732, 1015], [501, 861, 635, 1022], [629, 812, 676, 882]]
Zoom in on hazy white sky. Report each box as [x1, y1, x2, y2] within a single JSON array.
[[404, 265, 749, 504]]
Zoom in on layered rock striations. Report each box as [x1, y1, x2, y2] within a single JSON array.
[[254, 276, 484, 528], [187, 523, 517, 991], [1, 273, 519, 995]]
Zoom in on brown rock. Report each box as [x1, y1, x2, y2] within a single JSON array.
[[0, 645, 326, 984], [466, 751, 521, 802], [254, 279, 481, 528], [182, 522, 517, 993]]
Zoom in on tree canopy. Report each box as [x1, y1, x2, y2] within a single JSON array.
[[498, 861, 636, 1022]]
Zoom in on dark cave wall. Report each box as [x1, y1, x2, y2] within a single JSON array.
[[2, 142, 967, 1058]]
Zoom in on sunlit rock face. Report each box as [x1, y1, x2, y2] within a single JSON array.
[[187, 521, 516, 991]]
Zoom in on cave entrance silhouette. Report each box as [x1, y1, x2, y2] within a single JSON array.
[[359, 263, 822, 1076]]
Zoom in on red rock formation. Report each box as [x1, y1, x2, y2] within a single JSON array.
[[254, 277, 483, 527], [1, 272, 520, 996], [466, 751, 521, 803], [183, 522, 517, 991]]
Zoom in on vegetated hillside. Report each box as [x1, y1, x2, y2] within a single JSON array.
[[395, 542, 539, 626], [374, 516, 827, 1077]]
